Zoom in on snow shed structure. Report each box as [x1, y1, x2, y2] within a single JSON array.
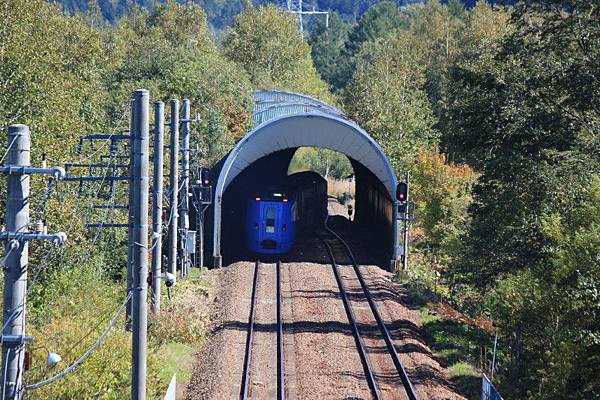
[[208, 90, 401, 270]]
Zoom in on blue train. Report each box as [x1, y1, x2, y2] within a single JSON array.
[[245, 171, 327, 255], [245, 191, 296, 254]]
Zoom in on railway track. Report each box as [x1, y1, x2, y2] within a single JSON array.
[[238, 218, 418, 400], [240, 260, 285, 400], [320, 216, 419, 400]]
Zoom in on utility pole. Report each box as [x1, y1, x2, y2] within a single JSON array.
[[126, 99, 135, 330], [167, 100, 179, 282], [402, 173, 410, 271], [179, 99, 190, 278], [1, 124, 66, 400], [131, 89, 150, 400], [151, 102, 164, 313]]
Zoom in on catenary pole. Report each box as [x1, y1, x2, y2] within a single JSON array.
[[1, 125, 66, 400], [168, 100, 179, 281], [1, 125, 30, 400], [131, 89, 150, 400], [126, 99, 135, 330], [151, 102, 164, 313], [179, 99, 190, 278]]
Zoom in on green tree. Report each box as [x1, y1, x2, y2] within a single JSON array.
[[344, 32, 439, 173], [345, 1, 411, 54], [308, 11, 351, 91], [332, 1, 423, 90], [442, 1, 600, 397], [107, 1, 253, 162], [0, 0, 108, 161], [289, 147, 353, 180], [411, 147, 476, 264], [223, 5, 332, 102]]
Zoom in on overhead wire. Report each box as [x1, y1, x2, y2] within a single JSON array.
[[29, 146, 128, 326], [1, 143, 125, 334], [14, 130, 129, 332], [0, 134, 18, 165], [7, 101, 183, 390]]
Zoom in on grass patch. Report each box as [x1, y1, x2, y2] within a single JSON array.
[[402, 284, 486, 400], [149, 271, 213, 398], [155, 342, 195, 386], [450, 361, 479, 377]]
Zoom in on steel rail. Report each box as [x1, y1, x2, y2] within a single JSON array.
[[324, 217, 419, 400], [276, 260, 285, 400], [320, 234, 382, 400], [240, 261, 260, 400]]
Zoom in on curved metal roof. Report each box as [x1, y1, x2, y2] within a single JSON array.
[[217, 90, 397, 197], [213, 90, 399, 260]]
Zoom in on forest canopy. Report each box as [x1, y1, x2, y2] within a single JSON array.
[[1, 0, 597, 398]]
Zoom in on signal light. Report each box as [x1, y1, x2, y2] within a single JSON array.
[[255, 197, 261, 201], [201, 168, 210, 187], [282, 198, 288, 202], [396, 182, 408, 202]]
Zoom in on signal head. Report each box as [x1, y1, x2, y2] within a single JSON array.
[[201, 168, 210, 186], [396, 182, 408, 202]]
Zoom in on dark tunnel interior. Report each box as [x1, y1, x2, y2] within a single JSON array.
[[198, 148, 396, 270]]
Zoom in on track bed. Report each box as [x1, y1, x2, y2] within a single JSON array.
[[185, 223, 466, 400]]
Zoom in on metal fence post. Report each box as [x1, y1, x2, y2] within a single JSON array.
[[168, 100, 179, 282], [179, 99, 190, 278], [131, 89, 150, 400], [151, 102, 164, 313], [402, 172, 410, 271]]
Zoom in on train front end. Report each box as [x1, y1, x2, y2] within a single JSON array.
[[245, 192, 296, 254]]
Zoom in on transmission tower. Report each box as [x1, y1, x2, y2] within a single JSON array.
[[285, 0, 329, 37]]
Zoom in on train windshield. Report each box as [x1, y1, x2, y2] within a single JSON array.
[[258, 191, 289, 202], [265, 207, 276, 233]]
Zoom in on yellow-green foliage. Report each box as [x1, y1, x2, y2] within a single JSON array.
[[344, 30, 439, 173], [149, 278, 212, 346], [411, 147, 476, 262], [0, 0, 108, 162], [223, 5, 333, 103], [107, 0, 253, 163], [25, 266, 164, 399]]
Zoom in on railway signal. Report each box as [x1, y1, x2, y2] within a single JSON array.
[[192, 168, 212, 269], [396, 181, 408, 202], [200, 167, 210, 187]]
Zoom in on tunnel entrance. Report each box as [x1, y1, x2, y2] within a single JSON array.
[[206, 90, 401, 271]]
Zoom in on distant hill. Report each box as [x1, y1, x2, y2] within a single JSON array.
[[51, 0, 508, 31]]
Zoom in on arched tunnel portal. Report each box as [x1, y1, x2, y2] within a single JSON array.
[[204, 91, 401, 271]]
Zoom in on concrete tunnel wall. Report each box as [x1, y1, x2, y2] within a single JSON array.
[[201, 104, 401, 270]]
